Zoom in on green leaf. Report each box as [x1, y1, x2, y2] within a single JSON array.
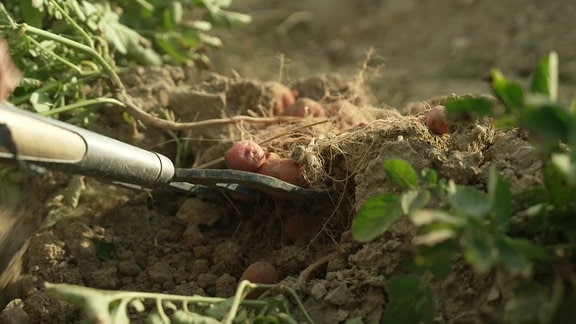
[[413, 229, 456, 246], [384, 159, 419, 190], [410, 209, 465, 226], [551, 153, 576, 185], [488, 169, 511, 231], [495, 236, 532, 276], [444, 96, 494, 119], [491, 68, 524, 113], [520, 98, 572, 151], [381, 275, 435, 324], [544, 159, 576, 207], [401, 190, 430, 214], [352, 193, 403, 243], [421, 168, 438, 186], [448, 186, 491, 218], [530, 52, 559, 102], [21, 0, 45, 28], [503, 283, 551, 323], [29, 91, 52, 113], [461, 229, 496, 273], [411, 242, 455, 277]]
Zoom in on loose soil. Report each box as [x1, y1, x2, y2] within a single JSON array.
[[1, 0, 574, 323]]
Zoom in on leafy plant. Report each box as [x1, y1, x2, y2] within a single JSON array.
[[44, 279, 312, 323], [0, 0, 250, 115], [353, 51, 576, 322]]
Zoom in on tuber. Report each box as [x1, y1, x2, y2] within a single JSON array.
[[257, 152, 309, 187], [425, 105, 449, 135], [224, 140, 266, 172], [265, 81, 296, 115], [282, 98, 325, 118], [239, 261, 278, 299]]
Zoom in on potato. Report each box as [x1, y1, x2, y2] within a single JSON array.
[[224, 140, 266, 172], [425, 105, 449, 135], [265, 81, 296, 115], [257, 152, 309, 188], [239, 261, 278, 299], [282, 98, 325, 118]]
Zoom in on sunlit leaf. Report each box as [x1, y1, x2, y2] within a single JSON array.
[[544, 159, 576, 207], [530, 51, 558, 102], [401, 190, 430, 214], [413, 229, 456, 246], [352, 193, 403, 243], [491, 69, 524, 113], [410, 209, 465, 226], [384, 159, 418, 190]]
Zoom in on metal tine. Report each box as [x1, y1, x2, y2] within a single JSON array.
[[172, 168, 327, 199]]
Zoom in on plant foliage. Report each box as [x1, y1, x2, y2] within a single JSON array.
[[353, 51, 576, 323]]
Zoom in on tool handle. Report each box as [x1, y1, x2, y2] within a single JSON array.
[[0, 104, 174, 186]]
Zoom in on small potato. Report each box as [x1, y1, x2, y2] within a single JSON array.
[[239, 261, 278, 299], [426, 105, 449, 135], [224, 140, 266, 172], [265, 81, 296, 115], [282, 98, 325, 118], [257, 152, 309, 188]]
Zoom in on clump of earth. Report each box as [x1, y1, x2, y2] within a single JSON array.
[[0, 64, 541, 323]]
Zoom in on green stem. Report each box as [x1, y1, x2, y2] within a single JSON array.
[[42, 97, 126, 116], [49, 0, 94, 48], [224, 280, 254, 324], [279, 285, 315, 324], [20, 24, 123, 90], [27, 37, 83, 74]]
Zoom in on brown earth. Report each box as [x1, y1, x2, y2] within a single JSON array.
[[1, 0, 574, 323]]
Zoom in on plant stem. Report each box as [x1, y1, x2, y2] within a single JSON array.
[[20, 24, 123, 89], [42, 97, 125, 116], [49, 0, 94, 48], [26, 37, 83, 74]]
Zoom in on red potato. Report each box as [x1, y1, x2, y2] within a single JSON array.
[[257, 152, 309, 188], [224, 140, 266, 172], [426, 105, 449, 135], [282, 98, 325, 118], [239, 261, 278, 299], [265, 81, 296, 115]]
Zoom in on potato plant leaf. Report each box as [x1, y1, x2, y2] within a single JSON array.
[[444, 96, 493, 119], [448, 186, 491, 218], [495, 235, 532, 276], [384, 159, 418, 190], [519, 101, 573, 152], [530, 51, 558, 102], [491, 69, 524, 113], [488, 168, 512, 231], [461, 229, 496, 273], [381, 275, 435, 324], [401, 190, 430, 215], [544, 159, 576, 207], [352, 193, 403, 243]]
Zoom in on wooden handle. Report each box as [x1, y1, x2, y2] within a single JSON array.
[[0, 107, 86, 163]]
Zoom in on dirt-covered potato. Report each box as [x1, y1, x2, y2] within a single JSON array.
[[224, 140, 266, 172]]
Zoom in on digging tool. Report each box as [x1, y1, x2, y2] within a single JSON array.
[[0, 103, 325, 199]]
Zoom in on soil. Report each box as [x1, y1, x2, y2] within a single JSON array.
[[1, 0, 575, 323]]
